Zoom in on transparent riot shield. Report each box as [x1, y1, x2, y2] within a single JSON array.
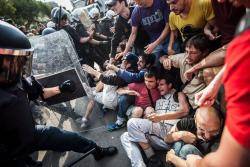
[[29, 30, 92, 105]]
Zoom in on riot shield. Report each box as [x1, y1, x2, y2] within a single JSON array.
[[29, 30, 92, 105]]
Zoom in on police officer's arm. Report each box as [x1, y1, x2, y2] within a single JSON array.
[[123, 26, 138, 55], [23, 76, 76, 100]]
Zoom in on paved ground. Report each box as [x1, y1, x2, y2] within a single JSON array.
[[35, 96, 131, 167]]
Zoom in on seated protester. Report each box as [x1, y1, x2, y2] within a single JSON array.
[[162, 34, 211, 113], [165, 106, 223, 167], [116, 69, 160, 118], [120, 74, 189, 167], [79, 54, 139, 128], [167, 0, 215, 54], [183, 0, 246, 84], [108, 53, 156, 83]]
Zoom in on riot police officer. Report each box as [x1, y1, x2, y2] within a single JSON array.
[[0, 20, 117, 166]]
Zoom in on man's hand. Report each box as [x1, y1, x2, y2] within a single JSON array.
[[162, 58, 172, 70], [147, 113, 162, 123], [115, 52, 124, 60], [110, 27, 115, 33], [195, 83, 217, 107], [168, 47, 175, 55], [59, 80, 76, 93], [186, 154, 202, 167], [166, 149, 176, 162], [180, 131, 197, 144], [184, 67, 197, 81], [144, 42, 157, 54], [127, 90, 140, 96], [87, 29, 94, 39], [106, 63, 119, 72], [82, 64, 100, 78]]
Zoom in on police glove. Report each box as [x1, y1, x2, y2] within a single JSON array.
[[22, 76, 44, 100], [59, 80, 76, 93]]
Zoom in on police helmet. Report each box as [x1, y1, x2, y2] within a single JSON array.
[[0, 21, 33, 86], [51, 7, 68, 24], [42, 27, 56, 36]]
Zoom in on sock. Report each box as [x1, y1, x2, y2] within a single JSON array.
[[144, 147, 155, 159], [116, 116, 125, 125]]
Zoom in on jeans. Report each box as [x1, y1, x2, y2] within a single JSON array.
[[172, 142, 203, 160], [1, 125, 97, 166], [117, 95, 135, 119]]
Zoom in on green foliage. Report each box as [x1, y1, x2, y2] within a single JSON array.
[[1, 0, 52, 25]]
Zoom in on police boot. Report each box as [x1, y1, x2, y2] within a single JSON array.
[[92, 146, 118, 160]]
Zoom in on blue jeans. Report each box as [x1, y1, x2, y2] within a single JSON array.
[[172, 141, 203, 160], [117, 95, 135, 119]]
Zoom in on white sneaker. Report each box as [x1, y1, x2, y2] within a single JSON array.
[[80, 118, 88, 128]]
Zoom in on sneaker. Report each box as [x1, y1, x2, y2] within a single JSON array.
[[107, 122, 126, 132], [146, 154, 164, 167], [80, 118, 89, 128], [92, 146, 118, 160]]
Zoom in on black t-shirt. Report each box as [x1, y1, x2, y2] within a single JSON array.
[[176, 118, 221, 155], [0, 86, 35, 160], [211, 0, 246, 45]]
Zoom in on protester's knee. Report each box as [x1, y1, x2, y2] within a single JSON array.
[[144, 107, 154, 118], [131, 107, 143, 118], [179, 144, 200, 159], [127, 118, 139, 132]]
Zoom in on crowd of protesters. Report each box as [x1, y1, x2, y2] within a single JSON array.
[[1, 0, 250, 166]]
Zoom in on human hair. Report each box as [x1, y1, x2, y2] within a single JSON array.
[[118, 0, 128, 6], [144, 67, 158, 79], [158, 73, 174, 86], [140, 54, 155, 68], [185, 33, 211, 53]]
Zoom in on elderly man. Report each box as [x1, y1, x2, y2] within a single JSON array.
[[165, 106, 223, 167]]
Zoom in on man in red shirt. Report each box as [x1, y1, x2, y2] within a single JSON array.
[[117, 69, 160, 118], [185, 1, 250, 166]]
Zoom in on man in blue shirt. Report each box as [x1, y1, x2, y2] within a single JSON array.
[[122, 0, 171, 64]]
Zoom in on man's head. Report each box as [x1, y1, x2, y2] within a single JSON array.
[[0, 21, 33, 86], [185, 34, 210, 65], [134, 0, 153, 7], [51, 7, 69, 27], [106, 0, 128, 15], [144, 68, 158, 90], [137, 54, 155, 71], [157, 74, 174, 95], [195, 107, 223, 141], [121, 52, 138, 70], [218, 0, 250, 7], [167, 0, 187, 15]]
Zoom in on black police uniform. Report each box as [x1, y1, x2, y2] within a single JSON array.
[[0, 81, 97, 166]]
